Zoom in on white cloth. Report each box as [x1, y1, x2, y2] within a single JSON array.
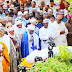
[[54, 21, 68, 45], [34, 27, 39, 35], [24, 11, 28, 15], [13, 24, 26, 35], [39, 26, 56, 49], [64, 9, 68, 16], [15, 21, 22, 26], [0, 35, 10, 54], [13, 24, 26, 40], [27, 25, 35, 30], [26, 46, 72, 63], [28, 32, 39, 54]]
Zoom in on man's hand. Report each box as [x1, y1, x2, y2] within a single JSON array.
[[60, 30, 65, 34], [29, 38, 33, 42], [15, 46, 19, 49]]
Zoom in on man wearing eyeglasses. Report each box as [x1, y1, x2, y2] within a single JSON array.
[[54, 14, 68, 46]]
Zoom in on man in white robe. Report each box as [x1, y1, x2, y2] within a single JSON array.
[[39, 19, 56, 49], [30, 18, 39, 35], [13, 20, 26, 40], [54, 15, 68, 45], [21, 25, 39, 58]]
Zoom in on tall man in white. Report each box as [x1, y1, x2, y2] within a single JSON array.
[[54, 15, 68, 45], [39, 19, 56, 49]]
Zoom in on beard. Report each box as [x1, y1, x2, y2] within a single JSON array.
[[25, 17, 29, 20]]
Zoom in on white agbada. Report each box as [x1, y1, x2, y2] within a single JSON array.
[[26, 25, 39, 54], [13, 22, 26, 40], [54, 21, 68, 45], [39, 26, 56, 49], [28, 32, 39, 54], [26, 46, 72, 63]]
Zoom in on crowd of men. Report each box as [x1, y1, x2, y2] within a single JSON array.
[[0, 0, 72, 72]]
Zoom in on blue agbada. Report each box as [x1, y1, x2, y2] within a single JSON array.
[[21, 32, 29, 58], [36, 23, 44, 29]]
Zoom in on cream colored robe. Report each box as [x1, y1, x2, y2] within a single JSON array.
[[54, 21, 68, 46]]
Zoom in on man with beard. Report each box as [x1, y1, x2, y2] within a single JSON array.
[[24, 11, 30, 24], [65, 17, 72, 46], [54, 15, 68, 46]]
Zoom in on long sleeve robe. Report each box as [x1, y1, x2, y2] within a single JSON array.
[[21, 32, 39, 58], [54, 21, 68, 46], [39, 26, 56, 49]]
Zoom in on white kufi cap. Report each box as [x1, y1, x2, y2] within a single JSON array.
[[43, 19, 49, 23]]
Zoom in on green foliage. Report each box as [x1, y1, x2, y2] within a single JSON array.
[[29, 45, 72, 72]]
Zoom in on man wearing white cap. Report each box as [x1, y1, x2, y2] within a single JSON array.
[[13, 20, 26, 40], [21, 25, 39, 58], [15, 11, 27, 27], [59, 9, 67, 23], [24, 11, 30, 24], [39, 19, 56, 49], [54, 15, 68, 45], [30, 18, 39, 35]]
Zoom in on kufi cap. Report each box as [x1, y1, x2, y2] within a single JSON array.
[[15, 21, 22, 26], [30, 19, 36, 25], [55, 1, 60, 6], [10, 5, 14, 10], [8, 27, 14, 32], [27, 25, 35, 30], [59, 10, 64, 14], [18, 11, 23, 16], [3, 5, 7, 9], [43, 19, 49, 23], [24, 11, 28, 15]]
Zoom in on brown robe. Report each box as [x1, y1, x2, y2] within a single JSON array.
[[65, 22, 72, 46]]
